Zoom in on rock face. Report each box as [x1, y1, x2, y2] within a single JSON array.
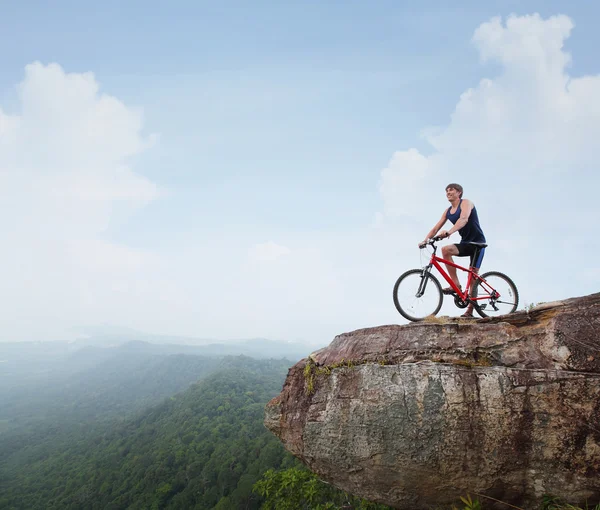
[[265, 293, 600, 509]]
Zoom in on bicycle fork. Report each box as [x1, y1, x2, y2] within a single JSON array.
[[416, 266, 433, 298]]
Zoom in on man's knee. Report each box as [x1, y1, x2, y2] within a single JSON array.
[[442, 245, 458, 258]]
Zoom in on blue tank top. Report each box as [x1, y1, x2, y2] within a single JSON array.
[[446, 199, 486, 244]]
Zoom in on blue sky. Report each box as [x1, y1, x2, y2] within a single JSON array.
[[1, 2, 599, 346]]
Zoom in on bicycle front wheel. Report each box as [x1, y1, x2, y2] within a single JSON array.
[[393, 269, 443, 322], [472, 271, 519, 318]]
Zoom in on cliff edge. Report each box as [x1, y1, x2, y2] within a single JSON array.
[[265, 293, 600, 509]]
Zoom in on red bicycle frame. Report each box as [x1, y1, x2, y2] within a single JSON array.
[[427, 252, 499, 305]]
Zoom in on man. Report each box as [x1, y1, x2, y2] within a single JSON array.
[[419, 183, 486, 318]]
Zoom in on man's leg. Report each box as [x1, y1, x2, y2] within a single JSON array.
[[462, 247, 484, 318], [462, 267, 479, 317], [441, 244, 461, 288]]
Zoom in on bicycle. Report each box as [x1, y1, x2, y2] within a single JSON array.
[[393, 236, 519, 321]]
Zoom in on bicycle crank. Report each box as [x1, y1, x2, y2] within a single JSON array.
[[454, 295, 469, 309]]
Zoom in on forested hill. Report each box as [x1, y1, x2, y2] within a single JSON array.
[[0, 350, 220, 432], [0, 357, 296, 509], [0, 338, 307, 432], [0, 343, 389, 510]]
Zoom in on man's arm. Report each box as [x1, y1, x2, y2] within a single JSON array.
[[421, 210, 447, 243]]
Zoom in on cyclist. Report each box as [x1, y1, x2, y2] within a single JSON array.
[[419, 183, 486, 318]]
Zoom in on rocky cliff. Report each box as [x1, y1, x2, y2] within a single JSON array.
[[265, 293, 600, 509]]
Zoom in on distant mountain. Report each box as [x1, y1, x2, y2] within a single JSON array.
[[0, 332, 314, 397], [72, 324, 214, 347], [0, 336, 305, 427], [0, 350, 217, 433], [69, 338, 307, 360], [0, 331, 311, 438], [72, 325, 314, 360]]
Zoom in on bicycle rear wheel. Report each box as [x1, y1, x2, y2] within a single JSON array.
[[472, 271, 519, 318], [393, 269, 443, 322]]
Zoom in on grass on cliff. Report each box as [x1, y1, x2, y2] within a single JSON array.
[[304, 358, 360, 395], [303, 351, 493, 397]]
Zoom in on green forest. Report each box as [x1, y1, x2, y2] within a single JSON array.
[[0, 346, 390, 509]]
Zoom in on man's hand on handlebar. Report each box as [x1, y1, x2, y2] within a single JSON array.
[[419, 232, 451, 248]]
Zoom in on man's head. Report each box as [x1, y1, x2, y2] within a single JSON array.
[[445, 183, 463, 198]]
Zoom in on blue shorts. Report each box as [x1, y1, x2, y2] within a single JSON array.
[[455, 243, 485, 269]]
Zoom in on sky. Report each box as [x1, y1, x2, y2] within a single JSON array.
[[0, 1, 599, 346]]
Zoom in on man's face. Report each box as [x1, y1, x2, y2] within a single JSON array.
[[446, 187, 460, 201]]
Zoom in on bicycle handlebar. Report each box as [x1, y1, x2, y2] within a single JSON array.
[[419, 235, 446, 249]]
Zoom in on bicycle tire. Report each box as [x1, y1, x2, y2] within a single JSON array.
[[393, 269, 443, 322], [472, 271, 519, 318]]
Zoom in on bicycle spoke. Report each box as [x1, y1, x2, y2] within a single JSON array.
[[473, 271, 519, 318], [393, 270, 443, 321]]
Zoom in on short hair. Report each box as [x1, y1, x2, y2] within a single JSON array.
[[446, 183, 463, 198]]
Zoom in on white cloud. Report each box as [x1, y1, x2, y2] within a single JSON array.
[[379, 148, 432, 220], [0, 63, 160, 236], [249, 241, 291, 262], [378, 13, 600, 303], [0, 62, 161, 340]]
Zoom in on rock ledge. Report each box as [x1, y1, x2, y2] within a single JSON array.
[[265, 293, 600, 509]]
